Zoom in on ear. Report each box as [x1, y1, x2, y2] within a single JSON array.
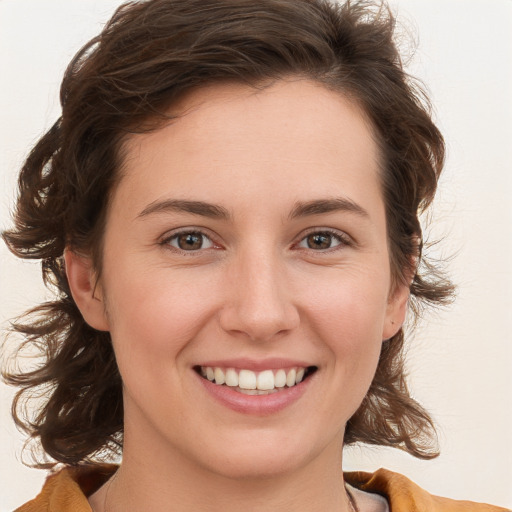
[[382, 237, 420, 340], [64, 249, 110, 331], [382, 281, 410, 341]]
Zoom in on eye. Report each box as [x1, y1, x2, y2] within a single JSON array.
[[165, 231, 214, 251], [297, 230, 347, 251]]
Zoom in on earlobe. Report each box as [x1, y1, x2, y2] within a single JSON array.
[[64, 249, 110, 331], [382, 283, 410, 341]]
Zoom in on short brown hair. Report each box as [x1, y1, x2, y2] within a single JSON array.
[[2, 0, 453, 466]]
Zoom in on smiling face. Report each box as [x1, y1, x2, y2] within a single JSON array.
[[68, 79, 408, 480]]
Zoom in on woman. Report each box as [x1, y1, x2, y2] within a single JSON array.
[[1, 0, 509, 511]]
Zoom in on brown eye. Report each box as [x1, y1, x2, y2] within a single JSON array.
[[167, 231, 213, 251], [298, 231, 344, 251], [308, 233, 331, 249]]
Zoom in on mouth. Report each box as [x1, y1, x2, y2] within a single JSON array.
[[194, 365, 318, 395]]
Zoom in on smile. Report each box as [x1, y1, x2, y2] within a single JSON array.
[[196, 366, 317, 395]]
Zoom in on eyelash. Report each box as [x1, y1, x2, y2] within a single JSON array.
[[160, 228, 352, 254], [295, 228, 352, 252], [160, 229, 217, 253]]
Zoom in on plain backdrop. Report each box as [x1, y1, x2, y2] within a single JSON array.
[[1, 1, 511, 510]]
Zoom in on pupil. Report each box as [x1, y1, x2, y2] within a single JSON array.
[[308, 233, 331, 249], [178, 233, 202, 250]]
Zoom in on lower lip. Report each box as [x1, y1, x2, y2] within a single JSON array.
[[196, 372, 313, 415]]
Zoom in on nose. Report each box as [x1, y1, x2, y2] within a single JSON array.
[[218, 249, 300, 342]]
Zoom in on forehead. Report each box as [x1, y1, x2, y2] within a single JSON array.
[[115, 79, 381, 218], [126, 79, 377, 157]]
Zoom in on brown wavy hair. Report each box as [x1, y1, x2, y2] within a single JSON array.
[[2, 0, 453, 467]]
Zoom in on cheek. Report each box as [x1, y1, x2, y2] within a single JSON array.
[[298, 265, 389, 343], [321, 289, 383, 381], [103, 265, 219, 363], [297, 268, 388, 392], [101, 267, 221, 422]]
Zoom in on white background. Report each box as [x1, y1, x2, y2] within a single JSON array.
[[1, 1, 511, 510]]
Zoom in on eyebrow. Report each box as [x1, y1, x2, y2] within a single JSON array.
[[289, 197, 369, 220], [137, 196, 368, 221], [137, 199, 230, 219]]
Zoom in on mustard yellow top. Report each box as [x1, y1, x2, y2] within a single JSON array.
[[15, 464, 510, 512]]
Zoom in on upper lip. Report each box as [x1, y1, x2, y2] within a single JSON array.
[[195, 358, 314, 371]]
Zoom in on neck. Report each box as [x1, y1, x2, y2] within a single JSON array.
[[92, 425, 354, 512], [89, 400, 353, 512]]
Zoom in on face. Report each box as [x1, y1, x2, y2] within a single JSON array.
[[70, 79, 408, 479]]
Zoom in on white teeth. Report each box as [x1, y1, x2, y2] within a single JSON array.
[[238, 369, 257, 390], [238, 388, 279, 395], [199, 366, 311, 392], [214, 367, 225, 385], [286, 368, 296, 387], [256, 370, 274, 390], [274, 369, 287, 388], [238, 388, 259, 395], [225, 368, 238, 387]]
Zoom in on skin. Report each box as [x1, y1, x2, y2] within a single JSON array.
[[66, 79, 409, 512]]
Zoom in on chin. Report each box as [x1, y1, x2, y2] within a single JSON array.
[[204, 451, 307, 481], [189, 429, 334, 481]]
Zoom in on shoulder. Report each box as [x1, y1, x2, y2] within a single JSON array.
[[15, 464, 509, 512], [14, 464, 117, 512], [345, 468, 510, 512]]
